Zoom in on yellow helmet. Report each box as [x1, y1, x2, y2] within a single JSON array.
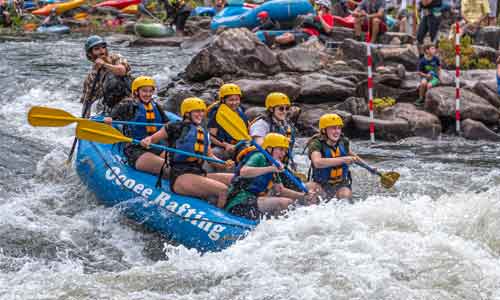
[[319, 113, 344, 129], [262, 133, 290, 149], [131, 76, 156, 94], [219, 83, 242, 100], [265, 92, 291, 109], [180, 97, 207, 117]]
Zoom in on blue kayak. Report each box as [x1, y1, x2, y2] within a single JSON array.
[[75, 120, 257, 253], [190, 6, 217, 17], [211, 0, 314, 31], [36, 24, 71, 34]]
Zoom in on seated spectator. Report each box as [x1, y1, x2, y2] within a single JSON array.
[[391, 0, 409, 33], [416, 43, 441, 107], [332, 0, 361, 17], [252, 11, 280, 32], [273, 0, 333, 47], [0, 1, 12, 27], [353, 0, 387, 43], [448, 0, 490, 41]]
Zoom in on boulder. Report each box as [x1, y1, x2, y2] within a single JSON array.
[[425, 87, 500, 125], [334, 97, 369, 116], [278, 42, 323, 72], [180, 31, 213, 51], [379, 32, 415, 45], [471, 45, 498, 63], [185, 28, 281, 81], [234, 78, 301, 105], [129, 36, 185, 47], [472, 81, 500, 108], [462, 119, 500, 141], [326, 27, 354, 42], [338, 39, 369, 65], [475, 26, 500, 50], [378, 103, 442, 139], [356, 79, 418, 103], [244, 106, 267, 121], [376, 44, 419, 71], [351, 115, 411, 141], [298, 73, 356, 103]]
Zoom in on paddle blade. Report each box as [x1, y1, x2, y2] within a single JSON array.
[[76, 121, 132, 144], [215, 104, 251, 141], [380, 171, 400, 189], [28, 106, 78, 127]]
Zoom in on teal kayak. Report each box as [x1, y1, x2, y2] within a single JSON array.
[[134, 23, 175, 38]]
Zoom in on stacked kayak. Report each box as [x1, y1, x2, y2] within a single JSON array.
[[94, 0, 141, 9], [210, 0, 314, 31], [75, 133, 256, 252], [121, 4, 138, 14], [190, 6, 217, 17], [36, 24, 71, 34], [32, 0, 85, 16], [134, 23, 175, 38]]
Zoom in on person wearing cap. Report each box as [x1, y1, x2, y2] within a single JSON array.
[[207, 83, 248, 160], [305, 113, 367, 201], [252, 10, 280, 32], [42, 8, 63, 26], [274, 0, 334, 46], [81, 35, 132, 116], [225, 133, 316, 220], [141, 97, 234, 208], [104, 76, 171, 175], [353, 0, 387, 43]]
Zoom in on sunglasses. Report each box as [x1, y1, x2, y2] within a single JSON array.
[[276, 106, 290, 112]]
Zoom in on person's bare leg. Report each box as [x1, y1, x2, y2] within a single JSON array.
[[173, 174, 228, 208], [275, 32, 295, 45], [419, 79, 428, 99], [257, 196, 294, 216], [336, 186, 352, 200], [371, 17, 381, 43], [354, 15, 362, 36], [207, 172, 233, 186], [399, 16, 407, 33], [135, 152, 166, 175]]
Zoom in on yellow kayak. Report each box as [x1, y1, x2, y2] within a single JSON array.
[[32, 0, 85, 16], [121, 4, 138, 14]]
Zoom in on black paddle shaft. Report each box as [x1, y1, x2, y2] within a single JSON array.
[[67, 68, 102, 163]]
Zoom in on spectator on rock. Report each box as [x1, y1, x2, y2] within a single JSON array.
[[416, 43, 441, 107], [449, 0, 490, 41], [332, 0, 361, 17], [273, 0, 333, 47], [416, 0, 442, 55], [353, 0, 387, 43], [387, 0, 409, 33], [0, 1, 12, 27]]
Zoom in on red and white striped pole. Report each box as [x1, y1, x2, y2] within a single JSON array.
[[366, 21, 375, 142], [455, 21, 461, 133]]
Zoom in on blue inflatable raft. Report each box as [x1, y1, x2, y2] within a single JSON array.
[[75, 122, 257, 253], [36, 24, 71, 34], [190, 6, 217, 17], [210, 0, 314, 31]]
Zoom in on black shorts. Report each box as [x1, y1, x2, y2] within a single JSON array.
[[228, 196, 261, 221], [293, 31, 311, 44], [124, 144, 163, 168], [169, 163, 206, 193], [318, 179, 352, 200]]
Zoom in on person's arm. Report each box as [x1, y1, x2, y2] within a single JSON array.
[[310, 150, 356, 168], [280, 186, 306, 199], [497, 63, 500, 76], [319, 13, 333, 33], [95, 59, 127, 76], [141, 126, 168, 147], [240, 165, 281, 178]]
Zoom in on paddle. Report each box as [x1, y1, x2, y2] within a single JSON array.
[[215, 104, 309, 193], [76, 120, 225, 165], [355, 160, 400, 189], [28, 106, 165, 128]]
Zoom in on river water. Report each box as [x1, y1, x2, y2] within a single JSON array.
[[1, 37, 500, 300]]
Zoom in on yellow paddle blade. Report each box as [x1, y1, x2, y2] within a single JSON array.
[[76, 121, 133, 144], [380, 171, 400, 189], [215, 104, 251, 141], [28, 106, 80, 127]]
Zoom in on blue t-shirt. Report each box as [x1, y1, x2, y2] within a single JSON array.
[[418, 56, 440, 78]]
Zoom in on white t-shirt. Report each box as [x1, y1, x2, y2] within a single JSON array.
[[249, 119, 270, 138]]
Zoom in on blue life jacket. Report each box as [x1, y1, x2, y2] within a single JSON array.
[[172, 123, 209, 165], [311, 138, 350, 185], [232, 150, 274, 196], [130, 101, 164, 141], [208, 102, 249, 145]]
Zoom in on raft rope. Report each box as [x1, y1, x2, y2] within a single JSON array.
[[455, 21, 461, 134], [88, 142, 255, 230]]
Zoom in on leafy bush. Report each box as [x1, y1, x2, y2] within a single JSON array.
[[438, 35, 495, 70]]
